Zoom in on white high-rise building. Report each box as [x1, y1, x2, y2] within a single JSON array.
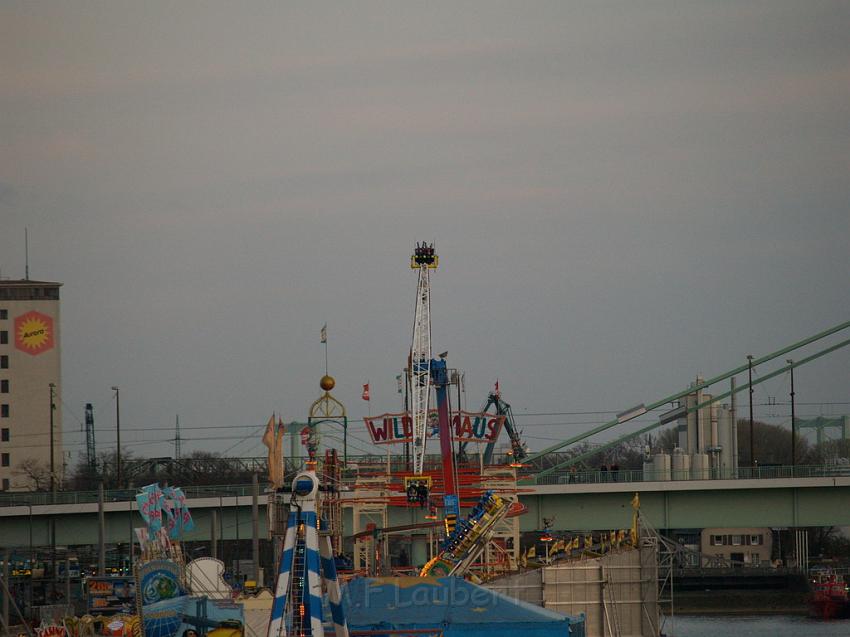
[[0, 279, 62, 491]]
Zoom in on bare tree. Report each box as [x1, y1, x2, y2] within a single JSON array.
[[811, 438, 850, 465], [13, 457, 51, 491], [651, 427, 679, 452], [737, 419, 813, 466]]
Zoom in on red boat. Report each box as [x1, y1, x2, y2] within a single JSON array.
[[809, 570, 850, 620]]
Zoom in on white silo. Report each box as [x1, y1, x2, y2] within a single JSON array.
[[717, 405, 734, 478], [691, 452, 710, 479], [653, 452, 671, 481], [672, 447, 690, 480]]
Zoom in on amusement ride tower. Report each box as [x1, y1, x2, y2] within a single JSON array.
[[408, 242, 438, 475]]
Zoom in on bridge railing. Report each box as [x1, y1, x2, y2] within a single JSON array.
[[0, 483, 263, 508], [532, 463, 850, 485], [2, 463, 848, 506]]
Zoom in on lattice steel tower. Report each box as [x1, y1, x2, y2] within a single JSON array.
[[408, 242, 438, 474]]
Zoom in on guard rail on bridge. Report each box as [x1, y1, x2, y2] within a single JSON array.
[[0, 483, 263, 508], [1, 463, 848, 508], [529, 463, 850, 486]]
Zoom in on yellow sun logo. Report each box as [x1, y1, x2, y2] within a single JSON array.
[[14, 311, 55, 355], [17, 317, 49, 349]]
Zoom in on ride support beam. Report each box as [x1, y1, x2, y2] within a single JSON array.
[[432, 359, 458, 505]]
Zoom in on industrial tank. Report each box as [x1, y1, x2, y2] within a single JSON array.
[[691, 453, 710, 480], [652, 453, 671, 481], [716, 407, 732, 477], [672, 448, 690, 480]]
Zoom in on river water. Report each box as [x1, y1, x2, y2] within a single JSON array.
[[665, 615, 850, 636]]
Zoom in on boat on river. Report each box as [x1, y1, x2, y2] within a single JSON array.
[[809, 569, 850, 620]]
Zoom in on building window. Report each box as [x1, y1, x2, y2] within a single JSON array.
[[1, 453, 9, 467], [750, 534, 762, 545], [0, 331, 7, 345], [711, 535, 723, 546], [0, 404, 8, 417], [0, 428, 7, 441], [0, 380, 7, 393], [0, 355, 7, 369], [0, 309, 7, 320], [751, 553, 760, 566], [731, 535, 742, 546], [1, 478, 8, 491]]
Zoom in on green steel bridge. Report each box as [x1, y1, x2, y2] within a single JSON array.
[[1, 463, 848, 550], [2, 319, 848, 556]]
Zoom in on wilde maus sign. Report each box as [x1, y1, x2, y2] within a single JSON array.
[[364, 411, 505, 445]]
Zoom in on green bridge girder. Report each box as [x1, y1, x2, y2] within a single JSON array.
[[1, 476, 848, 549]]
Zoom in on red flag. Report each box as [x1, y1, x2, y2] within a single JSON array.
[[362, 383, 370, 401]]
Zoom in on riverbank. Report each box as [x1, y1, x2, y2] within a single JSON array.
[[666, 615, 850, 637], [674, 590, 809, 615]]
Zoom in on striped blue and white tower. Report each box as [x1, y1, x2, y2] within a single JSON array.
[[267, 468, 348, 637]]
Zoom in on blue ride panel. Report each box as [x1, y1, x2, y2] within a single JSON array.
[[344, 576, 585, 637]]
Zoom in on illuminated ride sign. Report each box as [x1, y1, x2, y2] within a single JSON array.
[[14, 310, 55, 356], [86, 576, 136, 614], [364, 410, 505, 445]]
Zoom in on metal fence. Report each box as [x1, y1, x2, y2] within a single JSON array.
[[532, 463, 850, 485], [0, 483, 262, 508], [1, 462, 848, 507]]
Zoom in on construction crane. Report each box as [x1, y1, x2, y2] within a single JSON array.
[[84, 403, 96, 468], [459, 386, 528, 466], [408, 241, 438, 475]]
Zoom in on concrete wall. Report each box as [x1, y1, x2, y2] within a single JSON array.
[[486, 567, 543, 606], [487, 546, 659, 637]]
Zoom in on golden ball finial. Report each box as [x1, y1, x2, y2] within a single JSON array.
[[320, 375, 336, 392]]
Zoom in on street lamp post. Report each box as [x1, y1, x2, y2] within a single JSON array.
[[747, 355, 755, 469], [787, 359, 796, 470], [112, 386, 121, 487], [49, 383, 56, 495], [48, 382, 57, 597]]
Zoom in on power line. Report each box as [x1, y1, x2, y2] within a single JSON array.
[[50, 401, 849, 435]]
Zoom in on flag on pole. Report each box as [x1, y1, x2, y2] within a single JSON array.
[[262, 414, 285, 489], [320, 324, 327, 343], [136, 484, 164, 533], [362, 383, 370, 401], [261, 413, 276, 450]]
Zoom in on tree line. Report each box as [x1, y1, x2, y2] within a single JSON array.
[[9, 418, 850, 491]]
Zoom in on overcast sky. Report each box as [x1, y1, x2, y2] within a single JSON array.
[[2, 2, 848, 465]]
